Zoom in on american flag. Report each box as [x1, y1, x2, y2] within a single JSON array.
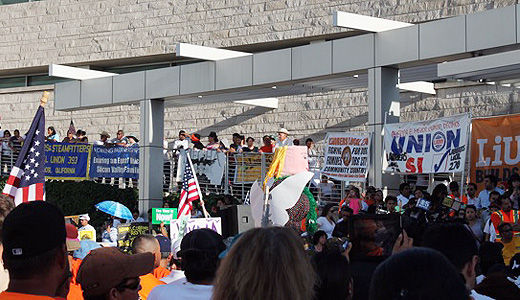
[[3, 106, 45, 206], [177, 155, 200, 218]]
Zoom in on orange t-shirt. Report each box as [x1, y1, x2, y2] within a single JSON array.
[[139, 273, 165, 300], [0, 292, 64, 299], [152, 266, 171, 281], [67, 258, 83, 300]]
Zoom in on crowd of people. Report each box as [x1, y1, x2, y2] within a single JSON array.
[[1, 169, 520, 300]]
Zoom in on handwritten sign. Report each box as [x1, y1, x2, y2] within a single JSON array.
[[152, 208, 178, 225], [321, 132, 371, 182], [117, 222, 149, 253], [78, 229, 95, 241]]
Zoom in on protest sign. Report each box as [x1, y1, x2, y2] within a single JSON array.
[[187, 149, 226, 185], [152, 208, 178, 224], [234, 153, 274, 183], [117, 222, 149, 253], [383, 114, 470, 174], [78, 229, 95, 241], [471, 114, 520, 190], [45, 143, 92, 180], [281, 146, 309, 176], [321, 132, 371, 182], [89, 145, 139, 179]]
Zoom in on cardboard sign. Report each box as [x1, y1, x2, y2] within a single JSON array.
[[321, 132, 371, 182], [470, 114, 520, 191], [384, 114, 470, 174], [152, 208, 178, 225], [78, 229, 95, 241], [281, 146, 309, 176], [117, 222, 149, 253], [170, 218, 222, 257]]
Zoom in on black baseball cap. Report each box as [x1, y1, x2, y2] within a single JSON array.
[[2, 201, 66, 260], [177, 229, 225, 258], [155, 235, 172, 253]]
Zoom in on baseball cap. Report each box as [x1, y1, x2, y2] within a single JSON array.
[[177, 229, 226, 258], [79, 214, 90, 221], [77, 247, 154, 297], [2, 201, 66, 260], [155, 235, 171, 253], [65, 223, 81, 252]]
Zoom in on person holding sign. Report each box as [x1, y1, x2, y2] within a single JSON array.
[[78, 214, 96, 242]]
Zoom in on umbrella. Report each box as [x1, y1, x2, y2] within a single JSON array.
[[95, 201, 133, 220]]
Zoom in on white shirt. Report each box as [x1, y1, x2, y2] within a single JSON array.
[[148, 281, 213, 300], [477, 188, 505, 209], [317, 216, 335, 238], [94, 140, 106, 146], [483, 218, 497, 242], [78, 224, 96, 241], [467, 196, 478, 206], [172, 139, 189, 151], [160, 270, 186, 284], [0, 262, 8, 293]]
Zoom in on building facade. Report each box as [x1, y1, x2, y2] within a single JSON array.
[[0, 0, 519, 144]]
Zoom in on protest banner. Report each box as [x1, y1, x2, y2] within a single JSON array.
[[321, 132, 371, 182], [152, 208, 178, 225], [78, 229, 95, 241], [383, 114, 471, 174], [45, 143, 92, 180], [170, 217, 222, 256], [234, 153, 274, 183], [117, 222, 149, 253], [89, 145, 139, 179], [470, 114, 520, 190]]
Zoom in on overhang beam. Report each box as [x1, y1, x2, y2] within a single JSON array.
[[333, 11, 413, 32], [175, 43, 252, 61], [49, 64, 116, 80]]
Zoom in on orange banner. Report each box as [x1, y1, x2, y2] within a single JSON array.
[[471, 114, 520, 191]]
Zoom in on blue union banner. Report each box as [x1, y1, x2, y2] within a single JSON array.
[[89, 145, 139, 179], [44, 143, 139, 180], [44, 142, 92, 180]]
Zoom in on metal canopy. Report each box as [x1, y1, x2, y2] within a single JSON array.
[[55, 4, 520, 111]]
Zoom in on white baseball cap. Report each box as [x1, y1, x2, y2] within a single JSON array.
[[79, 214, 90, 221]]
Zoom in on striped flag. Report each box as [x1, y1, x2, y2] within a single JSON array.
[[177, 155, 200, 218], [3, 105, 46, 206]]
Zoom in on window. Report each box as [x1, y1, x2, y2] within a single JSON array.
[[0, 0, 41, 5], [0, 76, 25, 89]]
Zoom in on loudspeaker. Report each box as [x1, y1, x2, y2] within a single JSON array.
[[219, 205, 254, 238]]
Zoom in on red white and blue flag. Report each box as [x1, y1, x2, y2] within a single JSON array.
[[3, 106, 46, 206], [177, 155, 200, 218]]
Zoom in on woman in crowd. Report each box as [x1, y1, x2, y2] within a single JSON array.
[[46, 126, 59, 142], [311, 230, 327, 254], [317, 203, 336, 238], [206, 131, 221, 151], [1, 130, 12, 173], [259, 135, 273, 153], [465, 205, 484, 242], [213, 227, 316, 300], [506, 174, 520, 210], [339, 186, 366, 215], [369, 247, 469, 300], [242, 137, 258, 152], [74, 130, 88, 143]]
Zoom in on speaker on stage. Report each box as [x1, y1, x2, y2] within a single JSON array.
[[219, 205, 254, 238]]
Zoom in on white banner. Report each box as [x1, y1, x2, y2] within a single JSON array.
[[170, 217, 222, 258], [383, 114, 471, 174], [321, 132, 371, 182]]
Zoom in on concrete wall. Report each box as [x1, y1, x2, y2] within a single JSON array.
[[0, 0, 519, 146]]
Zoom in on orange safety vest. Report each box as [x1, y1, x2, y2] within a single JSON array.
[[492, 210, 520, 238]]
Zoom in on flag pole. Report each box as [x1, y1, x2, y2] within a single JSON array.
[[186, 152, 210, 218]]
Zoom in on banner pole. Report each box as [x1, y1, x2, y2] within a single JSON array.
[[461, 117, 472, 200], [187, 152, 210, 218]]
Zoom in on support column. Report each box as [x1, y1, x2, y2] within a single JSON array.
[[368, 67, 400, 193], [138, 99, 164, 216]]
